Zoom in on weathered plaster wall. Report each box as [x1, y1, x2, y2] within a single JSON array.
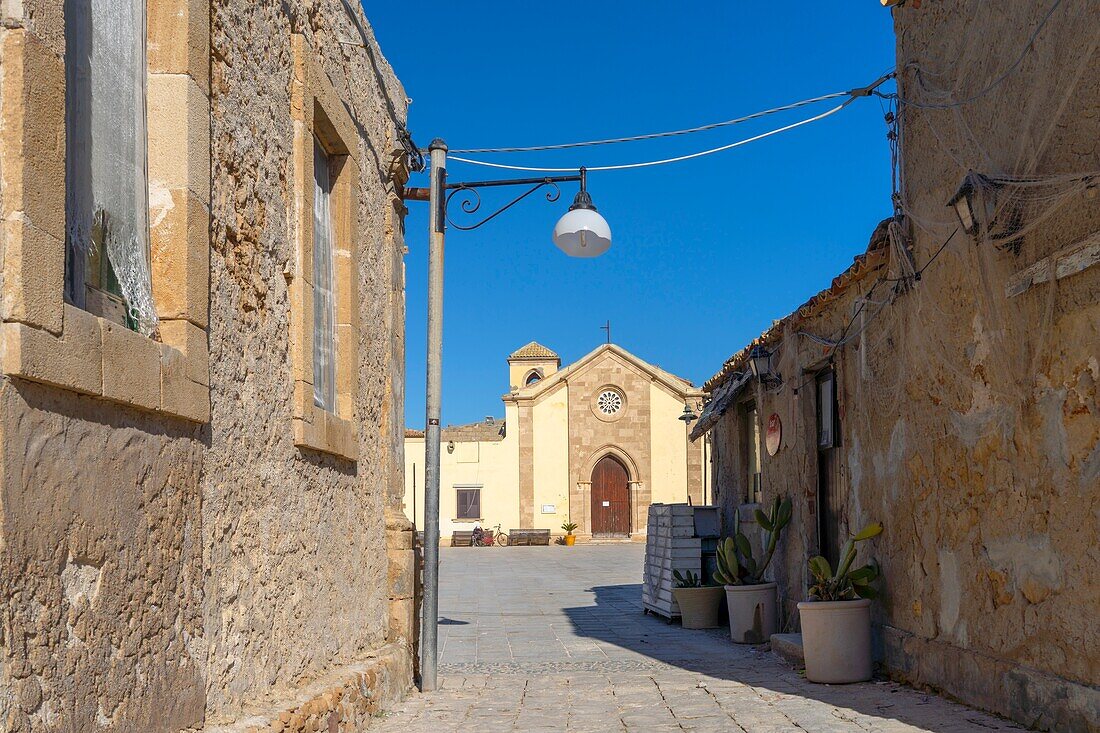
[[203, 0, 410, 722], [711, 2, 1099, 729]]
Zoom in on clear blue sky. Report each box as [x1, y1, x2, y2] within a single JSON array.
[[366, 4, 897, 429]]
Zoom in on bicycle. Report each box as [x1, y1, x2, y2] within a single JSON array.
[[475, 523, 509, 547]]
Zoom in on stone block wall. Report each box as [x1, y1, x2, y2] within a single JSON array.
[[566, 351, 654, 536], [0, 0, 416, 730]]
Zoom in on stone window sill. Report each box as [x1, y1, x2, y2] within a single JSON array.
[[293, 398, 358, 461], [452, 518, 484, 524], [2, 305, 209, 422]]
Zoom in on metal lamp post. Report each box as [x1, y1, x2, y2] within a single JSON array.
[[404, 138, 611, 692]]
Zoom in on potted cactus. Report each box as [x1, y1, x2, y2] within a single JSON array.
[[798, 523, 882, 683], [671, 570, 724, 629], [561, 521, 578, 546], [713, 496, 792, 643]]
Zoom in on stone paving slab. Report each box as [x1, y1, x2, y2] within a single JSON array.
[[370, 545, 1025, 732]]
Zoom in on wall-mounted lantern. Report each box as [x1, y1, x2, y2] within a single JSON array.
[[446, 440, 455, 454], [748, 345, 783, 390], [947, 170, 996, 237]]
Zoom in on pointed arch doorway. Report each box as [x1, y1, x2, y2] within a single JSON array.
[[591, 455, 630, 536]]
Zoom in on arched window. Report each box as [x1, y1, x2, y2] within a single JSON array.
[[525, 370, 542, 386]]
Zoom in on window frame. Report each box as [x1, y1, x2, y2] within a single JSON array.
[[816, 369, 840, 449], [455, 486, 482, 521], [288, 34, 360, 460], [0, 0, 211, 423]]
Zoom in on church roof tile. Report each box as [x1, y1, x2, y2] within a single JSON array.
[[508, 341, 559, 360]]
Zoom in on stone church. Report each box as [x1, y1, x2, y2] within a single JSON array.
[[405, 342, 708, 540]]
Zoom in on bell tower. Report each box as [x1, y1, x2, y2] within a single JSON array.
[[508, 342, 560, 390]]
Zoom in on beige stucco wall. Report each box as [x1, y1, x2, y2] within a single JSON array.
[[530, 381, 570, 530], [0, 1, 416, 730], [708, 2, 1099, 730], [648, 381, 704, 506], [508, 356, 558, 391], [403, 417, 520, 537]]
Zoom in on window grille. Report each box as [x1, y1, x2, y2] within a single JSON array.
[[312, 139, 337, 412], [597, 389, 623, 415], [64, 0, 157, 336]]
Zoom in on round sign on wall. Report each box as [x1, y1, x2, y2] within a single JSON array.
[[765, 413, 782, 456]]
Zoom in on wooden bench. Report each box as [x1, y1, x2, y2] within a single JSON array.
[[451, 531, 474, 547], [508, 529, 551, 546]]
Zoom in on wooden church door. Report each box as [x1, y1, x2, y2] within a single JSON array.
[[591, 455, 630, 535]]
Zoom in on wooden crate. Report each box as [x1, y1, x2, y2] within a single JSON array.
[[642, 504, 718, 619]]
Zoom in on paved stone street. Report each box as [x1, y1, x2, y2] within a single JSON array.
[[372, 545, 1023, 732]]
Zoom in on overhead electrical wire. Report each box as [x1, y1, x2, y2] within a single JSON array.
[[446, 91, 852, 154], [449, 101, 854, 173], [441, 72, 896, 172]]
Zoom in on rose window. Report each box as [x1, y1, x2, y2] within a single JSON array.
[[597, 390, 623, 415]]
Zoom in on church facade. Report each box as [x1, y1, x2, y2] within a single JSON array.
[[404, 342, 708, 541]]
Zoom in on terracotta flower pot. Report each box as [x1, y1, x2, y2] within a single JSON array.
[[672, 586, 724, 629], [798, 598, 872, 683], [564, 534, 576, 546], [724, 582, 777, 643]]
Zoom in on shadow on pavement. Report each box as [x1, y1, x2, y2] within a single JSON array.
[[563, 583, 1019, 733]]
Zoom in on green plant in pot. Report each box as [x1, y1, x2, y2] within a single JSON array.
[[671, 570, 723, 629], [561, 521, 578, 546], [713, 496, 792, 643], [798, 522, 883, 684]]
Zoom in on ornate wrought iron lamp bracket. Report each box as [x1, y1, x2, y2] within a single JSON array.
[[441, 173, 583, 231]]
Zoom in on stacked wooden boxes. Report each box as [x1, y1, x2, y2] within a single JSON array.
[[642, 504, 720, 619]]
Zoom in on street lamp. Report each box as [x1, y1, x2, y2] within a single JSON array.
[[552, 169, 611, 257], [679, 403, 697, 504], [946, 169, 999, 237], [404, 139, 610, 692]]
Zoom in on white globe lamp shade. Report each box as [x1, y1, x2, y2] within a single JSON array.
[[552, 191, 611, 258]]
